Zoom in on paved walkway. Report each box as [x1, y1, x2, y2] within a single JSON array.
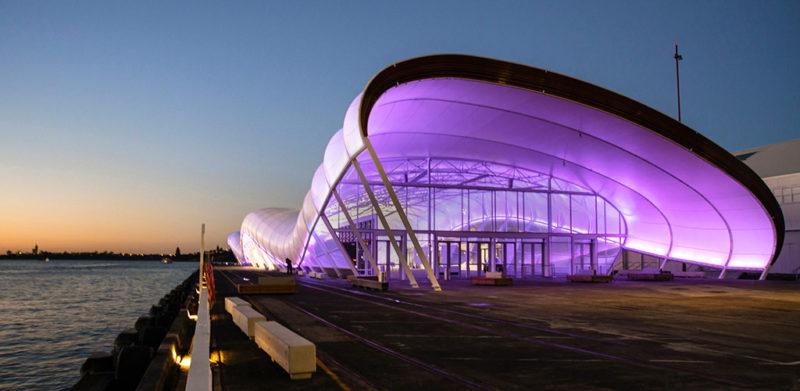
[[210, 270, 350, 390], [212, 268, 800, 390]]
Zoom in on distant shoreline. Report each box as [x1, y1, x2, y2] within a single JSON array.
[[0, 254, 197, 262], [0, 250, 234, 263]]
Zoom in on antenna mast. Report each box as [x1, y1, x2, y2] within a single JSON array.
[[674, 43, 683, 122]]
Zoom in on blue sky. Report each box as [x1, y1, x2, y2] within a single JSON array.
[[1, 1, 798, 252]]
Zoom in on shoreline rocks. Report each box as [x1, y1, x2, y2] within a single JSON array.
[[71, 271, 198, 391]]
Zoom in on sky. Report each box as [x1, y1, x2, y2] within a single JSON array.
[[1, 1, 798, 254]]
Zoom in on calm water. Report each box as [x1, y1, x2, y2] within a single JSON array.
[[0, 259, 197, 390]]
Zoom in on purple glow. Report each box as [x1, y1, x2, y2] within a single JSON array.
[[361, 78, 775, 269], [230, 68, 777, 275], [226, 232, 246, 265]]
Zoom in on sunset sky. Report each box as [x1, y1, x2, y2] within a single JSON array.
[[1, 1, 798, 253]]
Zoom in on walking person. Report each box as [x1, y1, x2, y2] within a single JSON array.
[[285, 258, 293, 275]]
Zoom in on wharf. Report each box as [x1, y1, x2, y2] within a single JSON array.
[[211, 268, 800, 390], [210, 270, 343, 390]]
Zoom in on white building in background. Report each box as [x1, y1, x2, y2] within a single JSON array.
[[736, 139, 800, 276]]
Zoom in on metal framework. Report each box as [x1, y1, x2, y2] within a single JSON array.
[[229, 54, 782, 287]]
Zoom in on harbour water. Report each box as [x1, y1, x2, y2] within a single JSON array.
[[0, 259, 196, 390]]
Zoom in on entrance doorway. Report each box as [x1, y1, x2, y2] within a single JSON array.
[[435, 241, 461, 280], [376, 233, 407, 280], [494, 241, 516, 275], [521, 241, 547, 277], [571, 239, 595, 274], [466, 241, 490, 278]]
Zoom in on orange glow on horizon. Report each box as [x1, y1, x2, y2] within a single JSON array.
[[0, 171, 243, 253]]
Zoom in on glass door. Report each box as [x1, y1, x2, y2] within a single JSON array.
[[572, 240, 593, 274], [436, 241, 461, 280], [494, 241, 516, 276], [521, 240, 546, 278], [467, 241, 490, 277]]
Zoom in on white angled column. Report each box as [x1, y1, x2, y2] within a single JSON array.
[[352, 159, 420, 289], [319, 211, 360, 276], [362, 140, 441, 291]]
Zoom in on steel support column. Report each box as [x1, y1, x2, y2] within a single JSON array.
[[362, 141, 441, 291], [489, 237, 496, 273], [658, 257, 668, 271], [351, 160, 420, 289], [327, 192, 377, 276], [304, 246, 326, 273], [542, 241, 551, 277], [312, 231, 343, 278], [759, 264, 772, 281]]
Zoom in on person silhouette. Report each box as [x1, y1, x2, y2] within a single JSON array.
[[285, 258, 293, 275]]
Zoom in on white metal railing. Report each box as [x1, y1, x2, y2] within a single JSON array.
[[185, 287, 211, 391]]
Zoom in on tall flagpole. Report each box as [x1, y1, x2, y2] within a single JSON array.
[[674, 43, 683, 122]]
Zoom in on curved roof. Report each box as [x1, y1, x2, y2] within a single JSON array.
[[235, 54, 783, 271], [239, 208, 301, 268], [226, 232, 245, 264]]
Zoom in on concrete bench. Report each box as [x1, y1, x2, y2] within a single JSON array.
[[257, 276, 296, 286], [567, 269, 612, 283], [231, 306, 266, 338], [308, 272, 325, 280], [470, 277, 513, 286], [254, 321, 316, 380], [627, 269, 674, 281], [672, 271, 706, 278], [351, 278, 389, 291], [224, 297, 251, 314], [237, 277, 297, 294]]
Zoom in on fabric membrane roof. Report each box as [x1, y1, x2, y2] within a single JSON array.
[[237, 54, 783, 272]]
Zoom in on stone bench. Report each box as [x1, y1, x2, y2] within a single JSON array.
[[351, 278, 389, 291], [237, 277, 297, 294], [567, 269, 612, 283], [470, 277, 513, 286], [257, 276, 296, 286], [254, 321, 316, 380], [307, 272, 325, 280], [626, 268, 674, 281], [672, 271, 706, 278], [231, 305, 266, 338], [224, 297, 250, 314]]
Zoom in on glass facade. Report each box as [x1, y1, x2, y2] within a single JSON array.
[[302, 157, 626, 279], [230, 55, 781, 280]]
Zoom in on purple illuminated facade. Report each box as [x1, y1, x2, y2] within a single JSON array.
[[230, 55, 783, 287], [227, 232, 244, 265]]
